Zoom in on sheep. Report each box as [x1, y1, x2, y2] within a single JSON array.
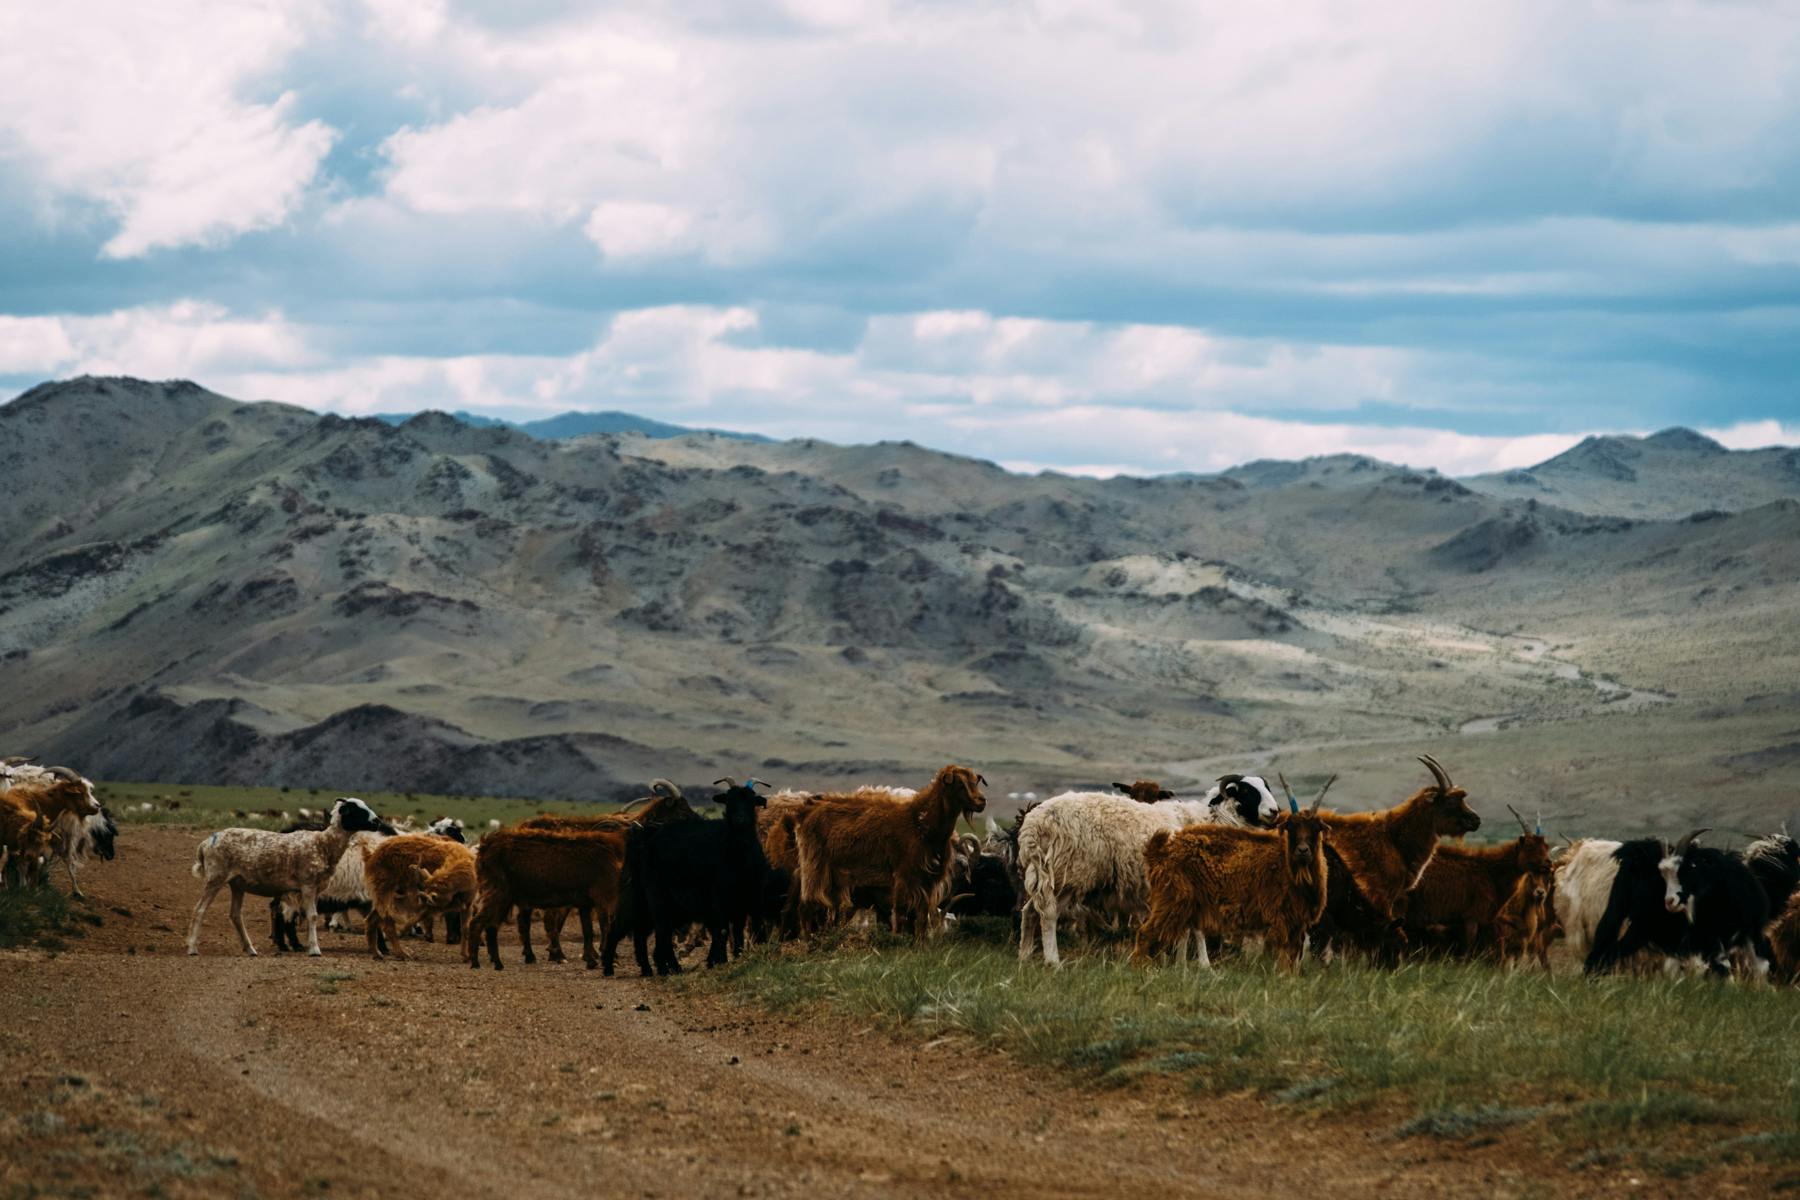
[[1403, 805, 1553, 958], [793, 766, 987, 938], [464, 825, 627, 971], [361, 834, 478, 961], [267, 811, 403, 952], [1, 765, 106, 897], [0, 795, 55, 888], [1201, 775, 1281, 827], [426, 817, 467, 843], [1015, 791, 1216, 965], [187, 798, 385, 956], [1134, 777, 1334, 969], [608, 778, 774, 976]]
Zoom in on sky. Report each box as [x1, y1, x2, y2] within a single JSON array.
[[1, 0, 1798, 476]]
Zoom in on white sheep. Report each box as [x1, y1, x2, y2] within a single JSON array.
[[272, 828, 394, 949], [1016, 793, 1213, 965], [187, 798, 383, 957]]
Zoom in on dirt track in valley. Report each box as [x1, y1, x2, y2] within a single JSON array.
[[0, 826, 1711, 1199]]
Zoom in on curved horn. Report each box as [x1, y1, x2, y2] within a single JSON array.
[[1310, 775, 1337, 814], [619, 795, 653, 813], [1672, 828, 1709, 856], [1418, 755, 1452, 793], [1505, 804, 1532, 837], [1, 755, 37, 767], [713, 777, 738, 789], [746, 778, 771, 790], [649, 778, 680, 798]]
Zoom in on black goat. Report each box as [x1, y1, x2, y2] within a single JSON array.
[[605, 778, 771, 977], [1584, 838, 1689, 975], [944, 834, 1016, 921], [1661, 830, 1774, 978], [1742, 833, 1800, 917]]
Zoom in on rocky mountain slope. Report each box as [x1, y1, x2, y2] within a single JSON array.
[[2, 377, 1795, 830]]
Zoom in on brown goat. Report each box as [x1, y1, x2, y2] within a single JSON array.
[[362, 835, 477, 961], [1134, 779, 1334, 969], [0, 795, 55, 886], [794, 765, 987, 936], [520, 781, 693, 963], [1494, 870, 1553, 970], [1769, 890, 1800, 985], [1112, 779, 1174, 803], [1313, 756, 1482, 961], [1404, 808, 1553, 958], [463, 827, 627, 970]]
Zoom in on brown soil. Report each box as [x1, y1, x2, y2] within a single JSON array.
[[0, 827, 1744, 1199]]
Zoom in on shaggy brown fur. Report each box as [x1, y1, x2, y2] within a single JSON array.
[[463, 827, 627, 971], [1112, 779, 1174, 804], [522, 782, 695, 963], [794, 765, 987, 936], [1404, 834, 1553, 957], [1134, 811, 1331, 968], [362, 835, 477, 961], [0, 794, 54, 886], [1769, 890, 1800, 985], [1494, 870, 1554, 970]]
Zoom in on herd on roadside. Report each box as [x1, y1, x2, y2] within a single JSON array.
[[3, 753, 1797, 983]]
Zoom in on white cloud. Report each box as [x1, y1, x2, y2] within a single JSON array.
[[1704, 420, 1800, 452], [0, 302, 313, 379], [0, 0, 335, 257]]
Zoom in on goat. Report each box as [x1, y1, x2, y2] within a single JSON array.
[[1494, 870, 1553, 970], [1583, 838, 1690, 975], [1769, 890, 1800, 985], [944, 832, 1017, 921], [1112, 780, 1173, 804], [794, 766, 987, 938], [0, 795, 55, 888], [1134, 777, 1334, 969], [607, 778, 773, 976], [464, 824, 627, 971], [1, 765, 106, 897], [1742, 832, 1800, 918], [521, 780, 696, 964], [1659, 829, 1773, 979], [1404, 805, 1552, 958], [1015, 791, 1215, 964], [187, 798, 384, 956], [1312, 756, 1482, 964], [1553, 838, 1621, 955], [361, 834, 477, 961]]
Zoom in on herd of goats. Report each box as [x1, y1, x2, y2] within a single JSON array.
[[3, 753, 1799, 983]]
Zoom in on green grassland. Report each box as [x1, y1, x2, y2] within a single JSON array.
[[93, 780, 625, 831], [687, 929, 1800, 1177]]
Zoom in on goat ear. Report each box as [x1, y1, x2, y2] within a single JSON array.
[[1158, 789, 1174, 800], [976, 774, 987, 787], [1112, 782, 1132, 795]]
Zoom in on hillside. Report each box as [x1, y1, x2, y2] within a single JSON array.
[[371, 408, 771, 443], [1, 377, 1796, 832], [1463, 428, 1800, 518]]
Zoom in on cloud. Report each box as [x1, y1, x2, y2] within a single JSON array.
[[0, 0, 335, 257], [0, 302, 313, 379]]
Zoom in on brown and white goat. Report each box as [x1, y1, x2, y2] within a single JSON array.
[[1313, 755, 1482, 962], [1134, 778, 1334, 969], [463, 827, 627, 970], [362, 834, 478, 961], [1404, 805, 1552, 958], [793, 765, 987, 936], [2, 765, 105, 897]]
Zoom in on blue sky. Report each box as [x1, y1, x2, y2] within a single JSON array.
[[1, 0, 1797, 475]]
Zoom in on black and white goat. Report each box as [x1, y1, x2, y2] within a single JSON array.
[[1583, 838, 1688, 975], [188, 798, 384, 957], [1659, 829, 1774, 980]]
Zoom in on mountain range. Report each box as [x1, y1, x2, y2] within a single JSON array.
[[370, 408, 773, 443], [1, 376, 1795, 832]]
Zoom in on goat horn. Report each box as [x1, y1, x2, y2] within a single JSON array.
[[947, 892, 976, 906], [1418, 755, 1452, 793], [619, 795, 652, 813], [48, 766, 82, 783], [1, 755, 37, 766], [1277, 772, 1299, 815], [713, 777, 737, 788], [650, 778, 680, 797], [1672, 828, 1709, 855], [747, 778, 771, 790], [1506, 804, 1532, 837], [1310, 775, 1337, 814]]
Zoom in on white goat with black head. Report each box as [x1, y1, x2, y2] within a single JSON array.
[[187, 798, 383, 957]]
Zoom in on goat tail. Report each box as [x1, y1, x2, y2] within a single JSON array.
[[191, 839, 207, 879]]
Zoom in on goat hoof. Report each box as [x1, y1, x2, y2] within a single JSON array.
[[186, 947, 199, 957]]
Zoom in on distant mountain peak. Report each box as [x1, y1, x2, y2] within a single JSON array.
[[1645, 426, 1727, 455]]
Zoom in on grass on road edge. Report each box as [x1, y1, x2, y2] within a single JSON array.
[[685, 924, 1800, 1178]]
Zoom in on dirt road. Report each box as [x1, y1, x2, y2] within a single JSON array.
[[2, 827, 1592, 1199]]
